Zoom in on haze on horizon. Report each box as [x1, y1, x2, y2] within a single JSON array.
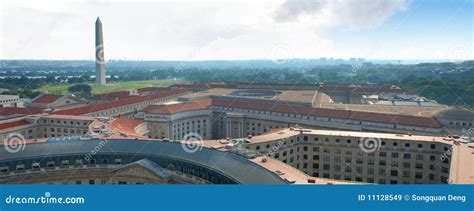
[[1, 0, 472, 61]]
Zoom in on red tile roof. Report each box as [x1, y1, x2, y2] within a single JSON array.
[[90, 91, 132, 101], [110, 118, 145, 137], [0, 119, 31, 130], [52, 89, 188, 116], [0, 107, 43, 116], [210, 98, 441, 128], [141, 98, 442, 128], [31, 94, 64, 104]]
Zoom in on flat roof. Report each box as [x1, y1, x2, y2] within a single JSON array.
[[248, 127, 449, 144], [247, 128, 474, 184]]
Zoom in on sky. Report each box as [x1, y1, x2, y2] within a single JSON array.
[[0, 0, 472, 61]]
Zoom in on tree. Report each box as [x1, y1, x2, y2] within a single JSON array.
[[68, 84, 92, 97]]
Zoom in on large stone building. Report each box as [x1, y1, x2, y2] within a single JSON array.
[[25, 94, 83, 110], [0, 82, 473, 185], [136, 96, 445, 140], [241, 127, 472, 184], [0, 95, 20, 107], [52, 89, 188, 117]]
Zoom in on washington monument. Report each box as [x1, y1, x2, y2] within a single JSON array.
[[95, 17, 106, 85]]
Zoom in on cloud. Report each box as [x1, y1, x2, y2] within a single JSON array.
[[274, 0, 407, 29], [273, 0, 328, 22]]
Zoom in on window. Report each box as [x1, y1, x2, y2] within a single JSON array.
[[32, 162, 40, 169], [0, 166, 8, 173], [415, 163, 423, 169], [368, 168, 374, 175], [416, 154, 424, 160], [403, 162, 410, 168], [403, 171, 410, 178], [16, 164, 25, 171], [415, 172, 423, 179], [323, 164, 330, 170]]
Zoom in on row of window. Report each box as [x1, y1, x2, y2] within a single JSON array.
[[0, 158, 123, 173], [212, 106, 432, 132]]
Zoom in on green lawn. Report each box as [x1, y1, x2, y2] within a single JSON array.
[[37, 80, 183, 94]]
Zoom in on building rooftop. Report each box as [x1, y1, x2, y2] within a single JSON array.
[[0, 107, 43, 116], [246, 127, 474, 184], [140, 96, 442, 128], [52, 89, 187, 116], [249, 127, 449, 144], [109, 118, 146, 137], [89, 91, 133, 101], [140, 99, 212, 114], [0, 119, 31, 130], [0, 139, 287, 184], [31, 94, 64, 104]]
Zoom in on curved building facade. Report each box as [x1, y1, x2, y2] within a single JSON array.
[[0, 139, 287, 184]]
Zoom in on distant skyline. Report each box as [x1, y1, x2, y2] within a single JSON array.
[[1, 0, 473, 61]]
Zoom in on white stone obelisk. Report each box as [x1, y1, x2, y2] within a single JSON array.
[[95, 17, 106, 85]]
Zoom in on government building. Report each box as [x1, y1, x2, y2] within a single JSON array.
[[0, 83, 473, 184]]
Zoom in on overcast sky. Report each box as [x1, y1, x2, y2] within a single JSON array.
[[1, 0, 472, 60]]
